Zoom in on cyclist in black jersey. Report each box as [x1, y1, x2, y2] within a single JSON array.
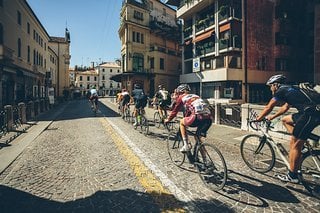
[[257, 74, 320, 183]]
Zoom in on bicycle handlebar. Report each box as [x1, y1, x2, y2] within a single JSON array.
[[248, 118, 272, 131]]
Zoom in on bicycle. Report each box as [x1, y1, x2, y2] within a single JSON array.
[[166, 125, 227, 191], [123, 103, 131, 123], [133, 107, 149, 135], [153, 106, 167, 128], [240, 118, 320, 198]]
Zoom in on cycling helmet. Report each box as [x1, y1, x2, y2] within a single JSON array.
[[176, 84, 190, 93], [134, 84, 140, 89], [266, 74, 286, 85], [158, 85, 163, 90]]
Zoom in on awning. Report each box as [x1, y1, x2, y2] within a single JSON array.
[[192, 29, 214, 43], [110, 72, 155, 83], [219, 23, 231, 33]]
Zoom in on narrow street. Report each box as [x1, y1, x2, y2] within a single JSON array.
[[0, 98, 319, 212]]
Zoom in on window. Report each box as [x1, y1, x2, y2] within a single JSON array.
[[275, 32, 289, 45], [275, 58, 288, 71], [102, 68, 105, 72], [110, 69, 112, 73], [132, 53, 144, 72], [137, 32, 140, 43], [33, 30, 36, 40], [134, 10, 143, 20], [0, 23, 3, 44], [102, 75, 105, 80], [150, 57, 154, 69], [33, 49, 36, 64], [87, 76, 90, 81], [117, 70, 120, 73], [17, 11, 21, 25], [94, 76, 97, 81], [132, 31, 136, 42], [141, 34, 144, 44], [27, 45, 30, 62], [80, 76, 83, 81], [27, 22, 30, 34], [17, 38, 21, 57], [160, 58, 164, 70]]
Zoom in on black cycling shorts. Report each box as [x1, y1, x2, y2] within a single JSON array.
[[121, 95, 130, 106], [292, 109, 320, 140], [184, 114, 212, 137]]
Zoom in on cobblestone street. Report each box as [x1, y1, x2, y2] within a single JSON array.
[[0, 98, 319, 212]]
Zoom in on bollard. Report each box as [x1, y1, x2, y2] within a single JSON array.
[[18, 102, 27, 124], [4, 105, 13, 131]]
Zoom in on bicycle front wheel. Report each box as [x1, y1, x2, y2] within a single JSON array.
[[167, 132, 185, 166], [240, 135, 276, 173], [153, 111, 161, 128], [240, 134, 275, 173], [196, 143, 227, 191], [299, 150, 320, 199]]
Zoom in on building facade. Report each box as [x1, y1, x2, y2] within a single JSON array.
[[0, 0, 70, 108], [74, 69, 99, 96], [96, 62, 121, 96], [117, 0, 181, 96], [166, 0, 320, 103]]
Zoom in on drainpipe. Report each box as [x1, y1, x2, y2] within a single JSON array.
[[242, 0, 248, 102]]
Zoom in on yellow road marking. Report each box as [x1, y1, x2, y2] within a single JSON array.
[[99, 118, 185, 212]]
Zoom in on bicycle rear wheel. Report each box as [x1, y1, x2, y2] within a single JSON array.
[[196, 143, 227, 191], [299, 150, 320, 199], [240, 134, 275, 173], [140, 115, 149, 135], [167, 132, 185, 166], [154, 111, 161, 128], [125, 108, 131, 123]]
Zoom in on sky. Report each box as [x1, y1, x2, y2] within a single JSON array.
[[27, 0, 122, 68]]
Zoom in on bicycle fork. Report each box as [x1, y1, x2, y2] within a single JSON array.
[[255, 136, 267, 154]]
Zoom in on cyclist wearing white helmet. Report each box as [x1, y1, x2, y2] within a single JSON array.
[[164, 84, 212, 152], [257, 74, 320, 183]]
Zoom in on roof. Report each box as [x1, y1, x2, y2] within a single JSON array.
[[50, 36, 68, 43], [99, 62, 121, 68]]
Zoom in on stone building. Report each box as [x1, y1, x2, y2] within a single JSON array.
[[116, 0, 182, 96], [0, 0, 70, 108]]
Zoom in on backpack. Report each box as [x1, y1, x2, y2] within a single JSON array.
[[298, 82, 320, 104]]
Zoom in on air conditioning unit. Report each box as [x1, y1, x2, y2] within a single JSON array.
[[224, 88, 234, 98]]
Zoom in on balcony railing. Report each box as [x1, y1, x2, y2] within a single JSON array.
[[0, 45, 14, 61]]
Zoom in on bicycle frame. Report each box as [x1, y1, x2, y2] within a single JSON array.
[[253, 121, 291, 169]]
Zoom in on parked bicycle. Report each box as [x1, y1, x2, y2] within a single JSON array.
[[166, 125, 227, 191], [133, 107, 149, 135], [240, 118, 320, 198]]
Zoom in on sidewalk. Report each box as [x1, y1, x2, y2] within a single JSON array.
[[0, 103, 68, 174]]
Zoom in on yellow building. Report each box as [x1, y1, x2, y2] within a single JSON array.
[[117, 0, 181, 96], [0, 0, 70, 107]]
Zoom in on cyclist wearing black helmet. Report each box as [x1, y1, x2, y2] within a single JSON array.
[[257, 74, 320, 183]]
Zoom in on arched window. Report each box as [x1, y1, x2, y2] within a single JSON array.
[[0, 23, 3, 44], [18, 38, 21, 57]]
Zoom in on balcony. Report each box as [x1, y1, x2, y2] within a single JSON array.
[[150, 18, 180, 41], [195, 16, 214, 33], [0, 45, 14, 62]]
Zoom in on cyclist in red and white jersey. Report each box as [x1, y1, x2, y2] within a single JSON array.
[[164, 84, 212, 152]]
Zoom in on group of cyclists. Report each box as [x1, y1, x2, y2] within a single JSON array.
[[90, 74, 320, 185]]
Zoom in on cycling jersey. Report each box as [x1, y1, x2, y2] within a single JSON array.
[[120, 91, 130, 106], [132, 89, 147, 108], [168, 93, 212, 136]]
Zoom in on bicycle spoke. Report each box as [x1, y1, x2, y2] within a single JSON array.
[[167, 133, 185, 166]]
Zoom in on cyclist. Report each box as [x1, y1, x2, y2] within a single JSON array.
[[131, 84, 148, 126], [153, 85, 171, 121], [89, 85, 99, 110], [164, 84, 212, 152], [256, 74, 320, 183], [118, 88, 132, 118]]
